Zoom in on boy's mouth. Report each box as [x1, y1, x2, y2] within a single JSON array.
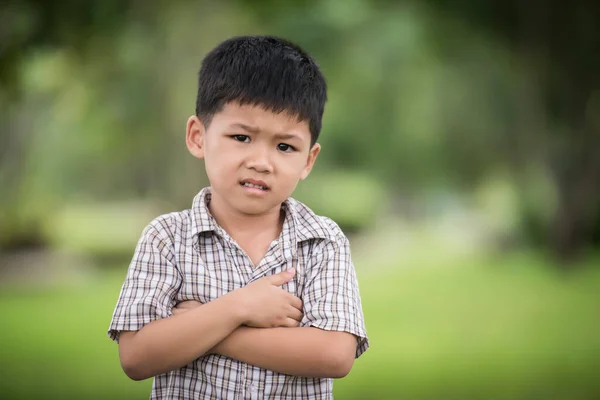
[[240, 179, 269, 191]]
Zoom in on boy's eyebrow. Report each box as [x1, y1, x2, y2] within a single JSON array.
[[230, 123, 303, 141], [231, 123, 260, 133], [274, 133, 302, 141]]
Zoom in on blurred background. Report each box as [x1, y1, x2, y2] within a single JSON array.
[[1, 0, 599, 399]]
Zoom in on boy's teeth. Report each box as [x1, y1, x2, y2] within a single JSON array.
[[243, 182, 265, 190]]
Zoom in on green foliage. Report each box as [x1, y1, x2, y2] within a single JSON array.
[[0, 0, 598, 258], [294, 171, 385, 233], [42, 201, 161, 258]]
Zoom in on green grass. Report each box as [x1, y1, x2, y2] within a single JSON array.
[[0, 270, 151, 400], [1, 253, 599, 400], [337, 253, 600, 400]]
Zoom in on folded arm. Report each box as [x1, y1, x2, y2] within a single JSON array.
[[119, 291, 245, 381], [116, 267, 301, 381], [175, 235, 367, 379], [211, 326, 357, 378]]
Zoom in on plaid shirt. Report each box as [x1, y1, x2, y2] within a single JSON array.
[[108, 187, 369, 399]]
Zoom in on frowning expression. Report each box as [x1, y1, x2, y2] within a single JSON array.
[[186, 102, 321, 216]]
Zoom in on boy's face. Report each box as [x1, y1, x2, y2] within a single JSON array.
[[186, 102, 320, 216]]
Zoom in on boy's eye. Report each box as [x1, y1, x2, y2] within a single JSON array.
[[277, 143, 296, 152], [232, 135, 250, 143]]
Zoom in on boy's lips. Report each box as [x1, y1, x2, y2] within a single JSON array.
[[240, 178, 270, 191]]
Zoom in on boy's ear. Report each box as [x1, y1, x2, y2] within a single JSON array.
[[186, 116, 206, 159], [300, 143, 321, 180]]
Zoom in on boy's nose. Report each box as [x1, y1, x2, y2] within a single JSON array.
[[246, 148, 273, 173]]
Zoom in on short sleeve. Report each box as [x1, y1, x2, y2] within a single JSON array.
[[107, 222, 182, 342], [301, 237, 369, 358]]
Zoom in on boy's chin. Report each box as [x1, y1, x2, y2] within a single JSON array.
[[231, 194, 290, 215], [235, 201, 281, 216]]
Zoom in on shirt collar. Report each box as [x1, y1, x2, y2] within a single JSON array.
[[190, 187, 335, 260], [286, 197, 338, 243], [278, 201, 298, 261], [190, 187, 218, 236]]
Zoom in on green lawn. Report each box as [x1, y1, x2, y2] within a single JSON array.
[[1, 252, 599, 400]]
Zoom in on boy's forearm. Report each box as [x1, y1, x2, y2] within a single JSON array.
[[211, 326, 357, 378], [119, 291, 245, 381]]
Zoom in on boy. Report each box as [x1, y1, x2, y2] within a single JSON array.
[[108, 35, 369, 399]]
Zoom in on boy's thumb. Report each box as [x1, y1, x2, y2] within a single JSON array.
[[270, 268, 296, 285]]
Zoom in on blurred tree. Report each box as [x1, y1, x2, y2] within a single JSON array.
[[1, 0, 598, 264], [0, 0, 164, 95], [423, 0, 600, 262], [0, 0, 162, 250]]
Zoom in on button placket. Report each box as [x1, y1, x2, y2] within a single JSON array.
[[246, 366, 259, 400], [218, 235, 252, 283], [250, 241, 283, 281]]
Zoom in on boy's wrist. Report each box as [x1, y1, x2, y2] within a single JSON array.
[[224, 288, 250, 326]]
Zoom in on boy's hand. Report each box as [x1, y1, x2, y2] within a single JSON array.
[[171, 269, 303, 328], [172, 300, 203, 316], [238, 268, 304, 328]]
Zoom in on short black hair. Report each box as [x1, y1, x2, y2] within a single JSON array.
[[195, 36, 327, 146]]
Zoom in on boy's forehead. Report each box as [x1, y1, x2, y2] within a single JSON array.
[[214, 102, 311, 139]]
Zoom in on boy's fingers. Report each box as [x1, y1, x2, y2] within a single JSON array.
[[172, 300, 203, 317], [176, 300, 203, 309], [282, 317, 301, 328], [288, 306, 303, 323], [288, 294, 303, 312], [268, 268, 296, 285]]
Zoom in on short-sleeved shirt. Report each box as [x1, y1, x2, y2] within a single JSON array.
[[108, 187, 369, 400]]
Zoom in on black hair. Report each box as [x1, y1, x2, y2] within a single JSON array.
[[195, 36, 327, 146]]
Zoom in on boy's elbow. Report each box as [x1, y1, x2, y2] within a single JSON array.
[[121, 358, 150, 381], [119, 332, 152, 381], [325, 333, 357, 378], [121, 364, 142, 381], [120, 351, 150, 381], [329, 351, 355, 378]]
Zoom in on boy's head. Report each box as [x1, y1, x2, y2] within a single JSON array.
[[195, 35, 327, 146], [186, 36, 328, 217]]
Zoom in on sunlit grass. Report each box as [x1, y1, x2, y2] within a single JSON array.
[[0, 269, 151, 400], [1, 253, 599, 400]]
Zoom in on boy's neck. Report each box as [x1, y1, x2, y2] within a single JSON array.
[[207, 191, 285, 243]]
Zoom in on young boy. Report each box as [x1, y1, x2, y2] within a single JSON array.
[[108, 35, 369, 399]]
